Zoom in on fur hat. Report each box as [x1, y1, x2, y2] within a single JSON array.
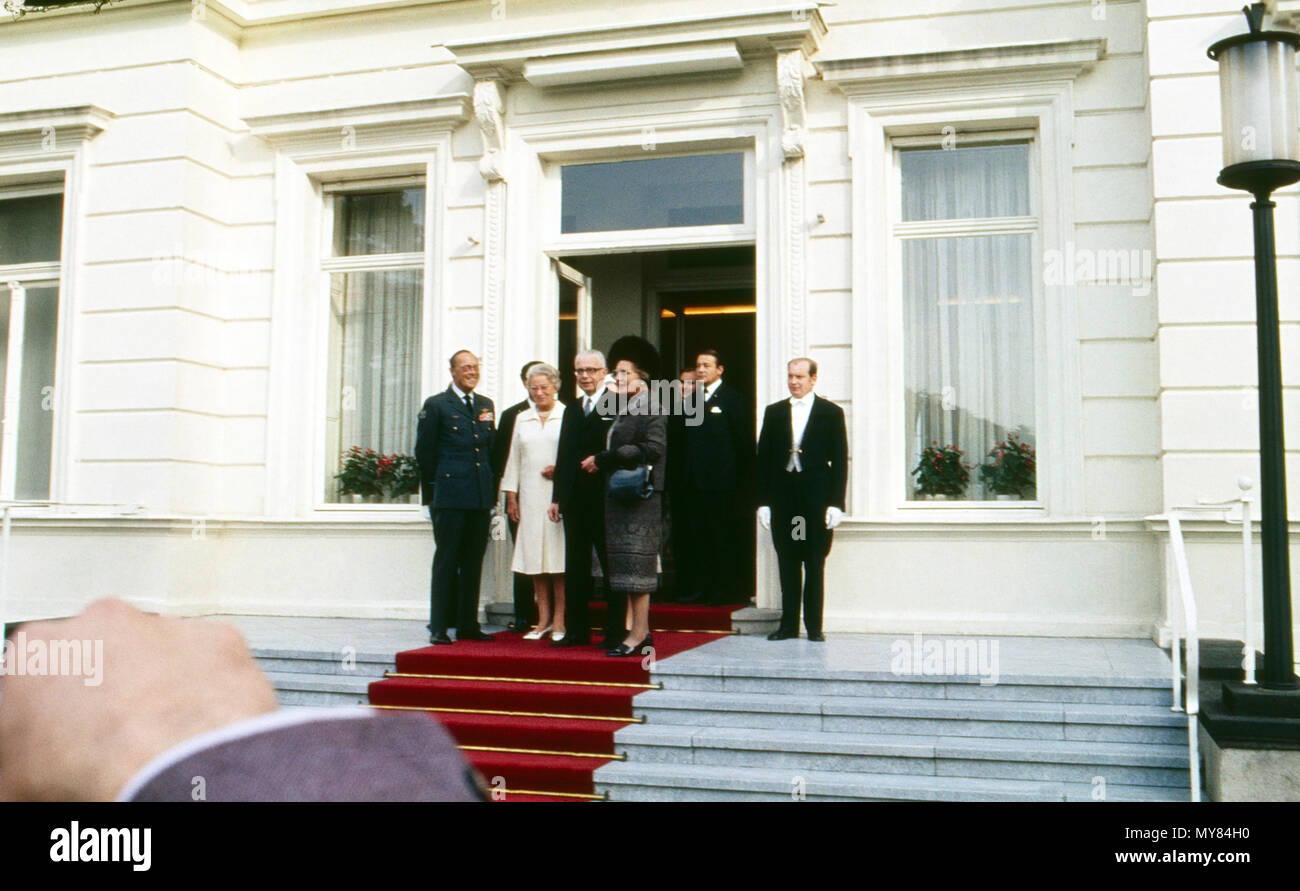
[[606, 335, 661, 381]]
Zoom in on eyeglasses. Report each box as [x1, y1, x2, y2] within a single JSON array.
[[575, 367, 604, 375]]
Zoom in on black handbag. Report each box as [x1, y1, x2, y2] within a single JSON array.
[[608, 465, 654, 502]]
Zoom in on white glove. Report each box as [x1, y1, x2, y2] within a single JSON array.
[[825, 507, 843, 530], [757, 506, 771, 530]]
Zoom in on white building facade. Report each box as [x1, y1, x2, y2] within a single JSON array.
[[0, 0, 1296, 646]]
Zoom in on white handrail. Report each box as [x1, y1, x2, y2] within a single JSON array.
[[1163, 511, 1202, 803], [1194, 478, 1257, 685]]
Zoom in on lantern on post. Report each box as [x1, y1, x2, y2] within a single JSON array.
[[1208, 4, 1299, 691]]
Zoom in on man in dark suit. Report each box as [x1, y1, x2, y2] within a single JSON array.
[[679, 349, 753, 605], [548, 349, 614, 647], [755, 357, 848, 642], [666, 366, 697, 601], [492, 360, 545, 633], [416, 350, 497, 644]]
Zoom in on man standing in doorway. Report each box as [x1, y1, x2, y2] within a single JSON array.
[[548, 350, 613, 647], [493, 360, 546, 633], [755, 357, 847, 641], [679, 349, 752, 605], [416, 350, 497, 644]]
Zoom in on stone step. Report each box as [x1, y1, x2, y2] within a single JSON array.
[[650, 663, 1172, 705], [633, 689, 1186, 743], [253, 647, 394, 677], [592, 761, 1189, 802], [264, 670, 376, 708], [613, 723, 1189, 787]]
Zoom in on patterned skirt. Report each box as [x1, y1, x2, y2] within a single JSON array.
[[603, 490, 663, 593]]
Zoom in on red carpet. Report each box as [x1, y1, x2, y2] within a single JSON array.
[[367, 602, 742, 801]]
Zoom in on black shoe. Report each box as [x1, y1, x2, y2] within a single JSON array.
[[429, 632, 453, 645], [806, 631, 826, 642], [551, 634, 590, 648], [767, 629, 797, 641], [606, 637, 651, 657], [456, 630, 495, 642]]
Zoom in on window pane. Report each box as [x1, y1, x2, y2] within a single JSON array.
[[0, 195, 63, 264], [16, 286, 58, 500], [900, 144, 1029, 222], [325, 269, 423, 502], [0, 285, 58, 500], [903, 235, 1035, 500], [332, 189, 425, 256], [561, 153, 744, 233]]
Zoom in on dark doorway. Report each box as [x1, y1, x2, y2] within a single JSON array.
[[555, 245, 757, 604]]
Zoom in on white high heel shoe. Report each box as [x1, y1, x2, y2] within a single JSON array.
[[522, 625, 552, 641], [551, 630, 566, 642]]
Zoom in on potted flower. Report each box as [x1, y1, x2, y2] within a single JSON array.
[[911, 442, 971, 499], [336, 446, 382, 502], [979, 434, 1036, 500], [382, 453, 421, 503]]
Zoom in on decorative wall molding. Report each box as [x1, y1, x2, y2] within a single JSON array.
[[443, 4, 825, 84], [245, 97, 469, 163], [473, 80, 506, 183], [0, 106, 113, 161], [818, 39, 1107, 95], [777, 49, 807, 161]]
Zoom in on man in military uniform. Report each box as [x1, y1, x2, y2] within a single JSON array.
[[416, 350, 497, 645]]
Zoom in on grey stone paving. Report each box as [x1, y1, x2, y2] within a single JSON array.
[[206, 613, 1173, 683]]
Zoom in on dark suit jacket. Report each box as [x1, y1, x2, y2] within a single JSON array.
[[415, 387, 496, 509], [124, 712, 485, 802], [682, 380, 752, 492], [552, 392, 617, 513], [755, 394, 848, 512], [491, 398, 530, 499]]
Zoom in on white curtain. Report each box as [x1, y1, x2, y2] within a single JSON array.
[[325, 269, 423, 501], [900, 144, 1035, 500]]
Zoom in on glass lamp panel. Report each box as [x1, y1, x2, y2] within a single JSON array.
[[1219, 40, 1300, 166], [560, 153, 744, 233], [900, 144, 1030, 222]]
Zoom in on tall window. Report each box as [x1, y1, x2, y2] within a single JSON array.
[[0, 190, 63, 502], [322, 186, 424, 503], [897, 141, 1037, 502]]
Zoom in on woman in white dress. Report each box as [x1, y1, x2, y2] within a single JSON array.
[[502, 364, 567, 641]]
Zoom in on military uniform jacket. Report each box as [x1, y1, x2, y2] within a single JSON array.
[[415, 386, 496, 509]]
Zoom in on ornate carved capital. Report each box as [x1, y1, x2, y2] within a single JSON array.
[[777, 50, 807, 161], [473, 79, 506, 182]]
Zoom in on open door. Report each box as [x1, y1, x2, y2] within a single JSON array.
[[554, 258, 592, 401]]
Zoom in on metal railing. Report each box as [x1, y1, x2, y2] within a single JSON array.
[[1149, 479, 1258, 804], [1163, 511, 1201, 802]]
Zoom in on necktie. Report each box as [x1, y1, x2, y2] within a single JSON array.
[[464, 394, 474, 415], [583, 396, 593, 417]]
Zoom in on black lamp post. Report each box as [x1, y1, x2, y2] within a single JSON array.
[[1208, 4, 1299, 691]]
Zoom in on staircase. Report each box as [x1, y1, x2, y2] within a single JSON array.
[[255, 647, 394, 708], [365, 603, 741, 802], [595, 640, 1193, 802]]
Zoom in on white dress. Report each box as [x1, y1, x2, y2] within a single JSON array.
[[500, 406, 566, 575]]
